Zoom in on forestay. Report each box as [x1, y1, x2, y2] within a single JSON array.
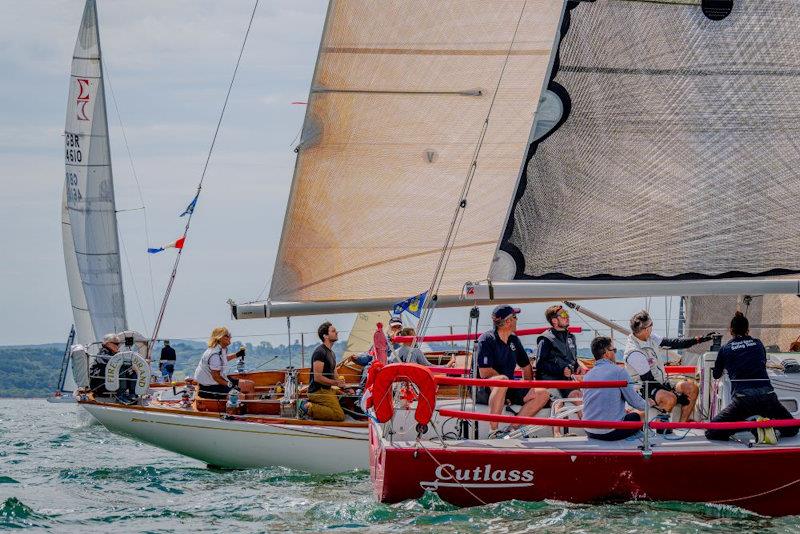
[[502, 0, 800, 281], [63, 0, 126, 343], [269, 0, 565, 304]]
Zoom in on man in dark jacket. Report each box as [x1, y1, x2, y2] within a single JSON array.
[[159, 340, 177, 382], [706, 312, 798, 441], [536, 304, 584, 402]]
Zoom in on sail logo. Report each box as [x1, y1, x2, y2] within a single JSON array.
[[76, 78, 91, 121], [419, 463, 534, 491]]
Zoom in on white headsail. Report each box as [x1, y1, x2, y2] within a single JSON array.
[[63, 0, 126, 343]]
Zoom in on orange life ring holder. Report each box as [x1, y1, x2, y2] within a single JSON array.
[[369, 363, 437, 425]]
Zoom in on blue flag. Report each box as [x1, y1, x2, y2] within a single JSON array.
[[392, 291, 427, 318], [180, 194, 199, 217]]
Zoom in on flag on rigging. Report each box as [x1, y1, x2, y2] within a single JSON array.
[[392, 291, 427, 318], [180, 193, 199, 217], [147, 235, 186, 254]]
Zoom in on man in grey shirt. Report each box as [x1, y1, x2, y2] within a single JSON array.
[[389, 327, 434, 366], [584, 336, 652, 441]]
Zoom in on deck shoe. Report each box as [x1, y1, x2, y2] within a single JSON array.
[[488, 428, 510, 439], [654, 413, 673, 435], [297, 399, 310, 419]]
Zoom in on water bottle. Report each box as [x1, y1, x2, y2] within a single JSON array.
[[236, 357, 245, 373], [227, 388, 240, 408]]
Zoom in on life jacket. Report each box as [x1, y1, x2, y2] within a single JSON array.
[[535, 329, 578, 378], [624, 334, 668, 385]]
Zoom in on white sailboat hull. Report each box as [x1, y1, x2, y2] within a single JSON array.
[[81, 403, 368, 473]]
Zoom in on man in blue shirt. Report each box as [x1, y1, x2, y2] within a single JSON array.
[[705, 312, 797, 441], [584, 336, 651, 441], [476, 305, 549, 438]]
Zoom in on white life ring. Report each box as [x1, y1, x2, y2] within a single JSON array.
[[105, 351, 151, 394]]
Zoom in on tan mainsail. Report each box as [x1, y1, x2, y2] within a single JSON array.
[[268, 0, 564, 303]]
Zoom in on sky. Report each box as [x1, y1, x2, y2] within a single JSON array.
[[0, 0, 679, 347]]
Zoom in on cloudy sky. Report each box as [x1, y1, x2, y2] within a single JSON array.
[[1, 0, 677, 347]]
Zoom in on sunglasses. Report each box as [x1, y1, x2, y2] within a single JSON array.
[[607, 346, 617, 353]]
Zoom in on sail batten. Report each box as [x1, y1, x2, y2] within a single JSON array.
[[63, 0, 126, 343], [268, 0, 566, 304]]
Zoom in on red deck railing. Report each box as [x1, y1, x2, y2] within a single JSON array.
[[436, 409, 642, 430], [392, 326, 582, 344], [433, 376, 628, 389]]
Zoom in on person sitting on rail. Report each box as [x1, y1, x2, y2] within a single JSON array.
[[536, 304, 586, 404], [389, 327, 434, 366], [624, 310, 714, 422], [705, 312, 798, 442], [298, 322, 346, 422], [89, 333, 120, 396], [476, 305, 550, 439], [194, 327, 244, 399], [584, 336, 652, 441]]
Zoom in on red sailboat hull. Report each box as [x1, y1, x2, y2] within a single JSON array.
[[370, 426, 800, 516]]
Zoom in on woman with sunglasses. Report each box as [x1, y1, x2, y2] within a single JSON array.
[[194, 327, 244, 399]]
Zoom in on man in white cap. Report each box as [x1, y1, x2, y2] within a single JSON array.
[[476, 305, 549, 438]]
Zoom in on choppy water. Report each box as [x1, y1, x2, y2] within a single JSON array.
[[1, 399, 799, 533]]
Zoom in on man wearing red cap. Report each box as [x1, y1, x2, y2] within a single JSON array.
[[476, 305, 549, 438]]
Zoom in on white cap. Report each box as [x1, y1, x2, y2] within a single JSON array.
[[103, 333, 121, 344]]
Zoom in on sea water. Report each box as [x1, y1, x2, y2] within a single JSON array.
[[1, 399, 798, 533]]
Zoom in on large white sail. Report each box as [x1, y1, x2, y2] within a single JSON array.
[[268, 0, 565, 305], [64, 0, 126, 342]]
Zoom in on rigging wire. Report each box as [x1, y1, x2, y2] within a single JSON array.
[[415, 0, 529, 338], [149, 0, 260, 345], [117, 226, 151, 334], [103, 59, 158, 320]]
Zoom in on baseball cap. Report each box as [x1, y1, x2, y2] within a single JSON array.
[[492, 304, 521, 321], [389, 316, 403, 327]]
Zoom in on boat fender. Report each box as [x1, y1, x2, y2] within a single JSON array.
[[69, 345, 90, 388], [105, 351, 151, 393], [366, 363, 437, 425]]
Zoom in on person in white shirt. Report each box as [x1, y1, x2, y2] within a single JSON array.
[[624, 310, 714, 422], [194, 327, 244, 399]]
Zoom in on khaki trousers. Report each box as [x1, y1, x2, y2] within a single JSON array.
[[308, 388, 345, 422]]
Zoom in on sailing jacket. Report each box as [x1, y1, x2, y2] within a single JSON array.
[[535, 328, 578, 380]]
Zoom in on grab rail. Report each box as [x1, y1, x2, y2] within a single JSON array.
[[650, 419, 800, 430], [437, 409, 642, 430]]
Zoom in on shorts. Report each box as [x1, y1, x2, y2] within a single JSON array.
[[476, 385, 530, 406], [197, 378, 239, 399], [640, 383, 690, 406]]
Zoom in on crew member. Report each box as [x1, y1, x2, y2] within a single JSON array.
[[536, 304, 584, 403], [584, 336, 652, 441], [298, 322, 346, 421], [194, 327, 244, 399], [476, 305, 549, 438], [159, 340, 177, 382], [624, 310, 713, 422], [705, 312, 798, 441], [390, 327, 434, 366], [89, 333, 120, 396]]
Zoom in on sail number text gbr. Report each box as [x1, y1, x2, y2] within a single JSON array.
[[65, 133, 83, 204]]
